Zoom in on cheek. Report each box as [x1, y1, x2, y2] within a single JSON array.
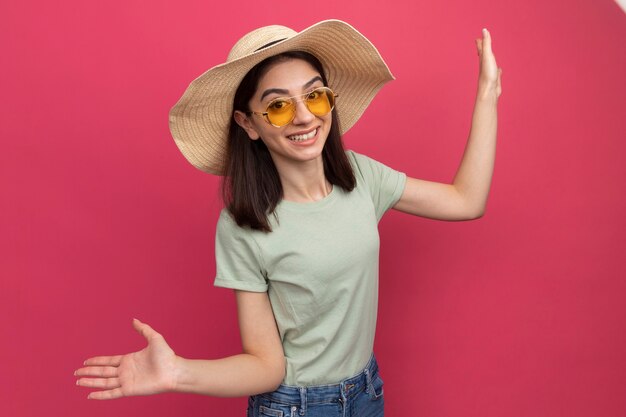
[[321, 115, 333, 133], [256, 124, 287, 143]]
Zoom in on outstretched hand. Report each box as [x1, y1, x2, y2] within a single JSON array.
[[75, 319, 179, 400], [476, 28, 502, 98]]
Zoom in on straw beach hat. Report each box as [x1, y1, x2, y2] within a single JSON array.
[[168, 19, 394, 175]]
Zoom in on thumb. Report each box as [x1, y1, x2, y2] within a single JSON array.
[[132, 318, 160, 341], [476, 38, 483, 56]]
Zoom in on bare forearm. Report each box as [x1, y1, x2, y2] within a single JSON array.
[[173, 353, 285, 397], [453, 82, 499, 216]]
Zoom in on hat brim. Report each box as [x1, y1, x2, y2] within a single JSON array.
[[168, 19, 394, 175]]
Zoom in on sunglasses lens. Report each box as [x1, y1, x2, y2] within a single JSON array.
[[306, 88, 334, 116], [263, 88, 336, 127], [266, 99, 295, 127]]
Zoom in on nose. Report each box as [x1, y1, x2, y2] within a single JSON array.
[[291, 99, 316, 125]]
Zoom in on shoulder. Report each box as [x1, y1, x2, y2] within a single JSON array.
[[344, 148, 370, 165], [344, 149, 399, 181], [215, 208, 265, 262], [216, 208, 253, 240], [344, 149, 376, 177], [216, 207, 236, 229]]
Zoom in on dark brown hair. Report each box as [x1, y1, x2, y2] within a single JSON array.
[[221, 51, 356, 232]]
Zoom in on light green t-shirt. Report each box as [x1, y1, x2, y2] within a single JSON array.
[[214, 150, 407, 386]]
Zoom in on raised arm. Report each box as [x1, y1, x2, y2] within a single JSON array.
[[75, 290, 285, 399], [393, 28, 502, 221]]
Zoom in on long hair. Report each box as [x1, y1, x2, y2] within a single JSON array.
[[221, 51, 356, 232]]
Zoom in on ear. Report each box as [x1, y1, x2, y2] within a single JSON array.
[[233, 110, 261, 140]]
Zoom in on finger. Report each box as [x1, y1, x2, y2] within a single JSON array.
[[132, 318, 161, 340], [476, 39, 483, 56], [87, 387, 124, 400], [482, 28, 492, 51], [76, 377, 121, 390], [74, 365, 118, 377], [83, 355, 123, 367]]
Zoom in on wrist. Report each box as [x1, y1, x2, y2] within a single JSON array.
[[170, 355, 187, 393], [477, 85, 499, 102], [477, 80, 499, 101]]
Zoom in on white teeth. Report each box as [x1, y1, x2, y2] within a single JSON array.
[[288, 129, 317, 142]]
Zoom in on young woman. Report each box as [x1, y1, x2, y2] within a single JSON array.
[[74, 20, 502, 416]]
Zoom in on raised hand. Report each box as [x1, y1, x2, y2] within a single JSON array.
[[476, 28, 502, 98], [75, 319, 179, 400]]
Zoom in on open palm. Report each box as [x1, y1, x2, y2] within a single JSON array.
[[75, 319, 179, 400], [476, 28, 502, 98]]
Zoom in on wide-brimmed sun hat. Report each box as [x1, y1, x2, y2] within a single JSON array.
[[168, 19, 394, 175]]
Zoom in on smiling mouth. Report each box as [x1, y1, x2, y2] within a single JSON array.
[[288, 128, 317, 142]]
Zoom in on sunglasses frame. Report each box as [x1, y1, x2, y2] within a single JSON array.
[[247, 86, 338, 128]]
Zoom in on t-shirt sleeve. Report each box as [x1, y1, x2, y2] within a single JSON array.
[[213, 209, 268, 292], [346, 150, 407, 222]]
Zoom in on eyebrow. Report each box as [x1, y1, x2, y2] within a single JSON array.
[[259, 76, 324, 101]]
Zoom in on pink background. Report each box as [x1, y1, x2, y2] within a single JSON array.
[[2, 0, 625, 416]]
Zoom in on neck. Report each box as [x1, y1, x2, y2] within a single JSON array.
[[274, 157, 332, 203]]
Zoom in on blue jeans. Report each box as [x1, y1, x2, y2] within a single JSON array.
[[247, 353, 385, 417]]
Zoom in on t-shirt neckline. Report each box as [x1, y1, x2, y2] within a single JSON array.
[[278, 184, 339, 212]]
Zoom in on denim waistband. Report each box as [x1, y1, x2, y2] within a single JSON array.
[[256, 353, 380, 413]]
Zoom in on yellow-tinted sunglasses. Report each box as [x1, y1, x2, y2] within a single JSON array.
[[247, 87, 338, 127]]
